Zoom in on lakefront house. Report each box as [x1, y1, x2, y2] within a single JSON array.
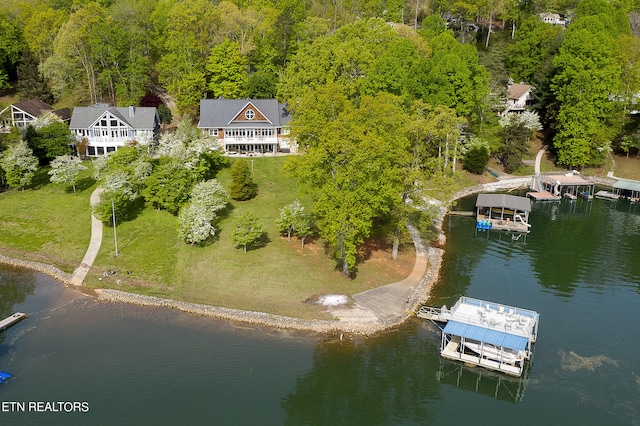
[[0, 99, 70, 131], [197, 98, 294, 154], [69, 104, 160, 157]]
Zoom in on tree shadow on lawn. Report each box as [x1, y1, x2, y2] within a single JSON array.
[[247, 231, 270, 252], [65, 176, 96, 194], [103, 197, 147, 226], [28, 167, 52, 190]]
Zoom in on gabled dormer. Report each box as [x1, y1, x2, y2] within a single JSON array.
[[228, 102, 272, 125]]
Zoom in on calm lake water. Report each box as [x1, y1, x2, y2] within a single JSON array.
[[0, 195, 639, 425]]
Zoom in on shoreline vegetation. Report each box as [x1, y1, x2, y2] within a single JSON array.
[[1, 173, 616, 336], [0, 150, 635, 336]]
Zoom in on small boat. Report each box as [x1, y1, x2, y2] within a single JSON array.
[[0, 372, 11, 383], [463, 340, 525, 364]]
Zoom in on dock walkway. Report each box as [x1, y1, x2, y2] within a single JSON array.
[[0, 313, 27, 332]]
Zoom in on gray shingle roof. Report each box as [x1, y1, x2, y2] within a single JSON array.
[[476, 193, 531, 212], [197, 99, 291, 129], [70, 104, 158, 130]]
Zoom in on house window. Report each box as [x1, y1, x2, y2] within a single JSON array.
[[245, 109, 255, 120]]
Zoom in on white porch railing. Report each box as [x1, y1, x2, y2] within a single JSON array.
[[223, 136, 278, 145]]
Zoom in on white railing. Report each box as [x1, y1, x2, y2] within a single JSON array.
[[223, 136, 278, 145]]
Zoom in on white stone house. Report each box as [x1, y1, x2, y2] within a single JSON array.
[[69, 104, 160, 156], [197, 99, 294, 154]]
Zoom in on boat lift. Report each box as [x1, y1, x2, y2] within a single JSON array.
[[418, 297, 539, 377]]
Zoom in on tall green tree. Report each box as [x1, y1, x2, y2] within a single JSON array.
[[16, 48, 54, 104], [614, 34, 640, 127], [25, 122, 74, 165], [287, 90, 410, 276], [508, 17, 563, 83], [23, 6, 68, 65], [229, 159, 258, 201], [551, 15, 623, 167], [232, 212, 264, 254], [156, 0, 218, 114], [277, 18, 400, 102], [0, 15, 23, 89], [142, 158, 195, 214], [206, 39, 248, 98], [497, 114, 531, 173], [409, 32, 489, 118], [42, 3, 105, 103]]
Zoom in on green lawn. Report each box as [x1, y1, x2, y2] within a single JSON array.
[[86, 156, 415, 319], [0, 167, 95, 272]]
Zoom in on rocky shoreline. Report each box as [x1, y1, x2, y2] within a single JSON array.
[[0, 175, 614, 336]]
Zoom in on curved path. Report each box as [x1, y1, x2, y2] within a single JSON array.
[[70, 154, 551, 330], [349, 224, 429, 323], [70, 188, 103, 286]]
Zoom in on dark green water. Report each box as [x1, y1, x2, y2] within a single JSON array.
[[0, 196, 639, 425]]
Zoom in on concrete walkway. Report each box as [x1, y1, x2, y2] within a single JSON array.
[[70, 188, 103, 286], [350, 224, 429, 323], [534, 146, 546, 174]]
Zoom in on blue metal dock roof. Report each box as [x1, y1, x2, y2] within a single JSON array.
[[443, 320, 529, 351]]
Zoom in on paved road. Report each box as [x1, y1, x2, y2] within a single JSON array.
[[70, 188, 103, 286]]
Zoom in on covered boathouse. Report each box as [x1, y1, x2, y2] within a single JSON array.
[[475, 193, 531, 233], [613, 179, 640, 203], [418, 297, 540, 377]]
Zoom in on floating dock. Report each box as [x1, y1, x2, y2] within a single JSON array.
[[527, 190, 561, 202], [595, 190, 619, 200], [475, 194, 532, 233], [418, 297, 539, 377], [0, 313, 28, 332]]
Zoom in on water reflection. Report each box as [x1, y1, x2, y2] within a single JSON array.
[[282, 325, 441, 425], [0, 266, 36, 317], [435, 360, 530, 404], [0, 266, 36, 345]]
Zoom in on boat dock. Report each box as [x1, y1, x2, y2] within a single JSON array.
[[536, 172, 595, 200], [475, 194, 532, 233], [0, 313, 28, 332], [418, 297, 539, 377], [526, 190, 561, 201]]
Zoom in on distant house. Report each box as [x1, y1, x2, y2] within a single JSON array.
[[197, 99, 294, 154], [538, 12, 566, 26], [504, 84, 534, 115], [0, 99, 70, 131], [69, 104, 160, 157]]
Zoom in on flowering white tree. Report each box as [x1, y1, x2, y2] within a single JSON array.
[[48, 155, 87, 195], [190, 179, 228, 212], [177, 179, 228, 245], [0, 141, 39, 190], [277, 200, 307, 241], [499, 111, 542, 133], [177, 203, 216, 245]]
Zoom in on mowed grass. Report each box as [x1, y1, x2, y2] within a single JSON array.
[[0, 167, 95, 272], [90, 156, 415, 319]]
